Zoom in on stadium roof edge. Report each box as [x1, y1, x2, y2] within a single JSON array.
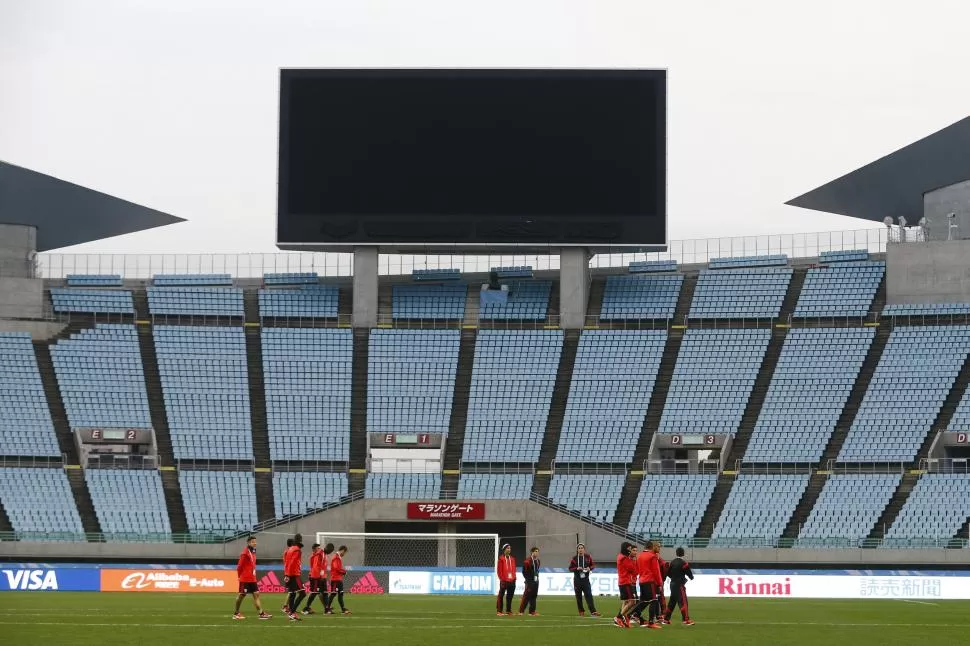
[[0, 160, 185, 252], [785, 116, 970, 223]]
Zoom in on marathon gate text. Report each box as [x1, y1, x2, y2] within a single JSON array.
[[2, 565, 969, 600]]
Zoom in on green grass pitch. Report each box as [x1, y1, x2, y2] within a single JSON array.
[[2, 592, 966, 645]]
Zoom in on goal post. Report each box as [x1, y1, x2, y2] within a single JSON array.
[[314, 532, 499, 572]]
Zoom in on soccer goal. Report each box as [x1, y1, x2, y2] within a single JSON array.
[[315, 532, 500, 571]]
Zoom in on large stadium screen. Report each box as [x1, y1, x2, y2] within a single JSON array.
[[277, 68, 666, 251]]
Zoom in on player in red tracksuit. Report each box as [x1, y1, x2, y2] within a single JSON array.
[[630, 540, 663, 629], [614, 542, 639, 628], [302, 543, 324, 614], [283, 533, 305, 621], [233, 536, 272, 620], [496, 543, 517, 616], [327, 545, 351, 614]]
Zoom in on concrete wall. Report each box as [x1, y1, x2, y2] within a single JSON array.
[[887, 239, 970, 304], [923, 179, 970, 242]]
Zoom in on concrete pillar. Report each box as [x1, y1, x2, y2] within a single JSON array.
[[0, 223, 37, 279], [559, 248, 591, 329], [352, 247, 379, 328], [0, 223, 43, 319]]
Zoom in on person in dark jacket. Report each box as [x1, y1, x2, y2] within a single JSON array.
[[569, 544, 600, 616], [517, 547, 541, 616], [664, 547, 695, 625]]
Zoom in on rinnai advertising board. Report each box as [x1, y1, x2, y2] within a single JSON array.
[[389, 570, 970, 600]]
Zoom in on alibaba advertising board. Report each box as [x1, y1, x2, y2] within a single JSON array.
[[101, 569, 238, 593]]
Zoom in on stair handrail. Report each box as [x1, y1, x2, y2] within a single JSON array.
[[222, 489, 367, 543]]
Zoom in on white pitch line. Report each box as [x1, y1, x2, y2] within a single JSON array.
[[894, 599, 939, 606]]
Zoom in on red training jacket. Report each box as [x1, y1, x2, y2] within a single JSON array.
[[310, 550, 324, 579], [236, 548, 257, 583], [330, 553, 346, 582], [497, 554, 517, 583], [568, 553, 595, 574], [637, 550, 662, 585], [659, 557, 670, 581], [283, 544, 302, 577], [616, 553, 637, 586]]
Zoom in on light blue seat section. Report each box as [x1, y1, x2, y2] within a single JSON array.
[[711, 474, 809, 543], [548, 474, 625, 523], [479, 280, 552, 321], [657, 329, 771, 435], [263, 272, 319, 285], [745, 328, 873, 463], [795, 474, 900, 546], [263, 328, 352, 461], [50, 324, 152, 429], [0, 468, 84, 538], [179, 470, 257, 535], [365, 473, 442, 499], [884, 302, 970, 316], [367, 330, 460, 434], [709, 254, 788, 269], [793, 261, 884, 318], [413, 268, 461, 281], [819, 249, 870, 263], [882, 474, 970, 546], [457, 473, 534, 500], [66, 274, 123, 287], [690, 268, 792, 319], [272, 471, 349, 518], [462, 330, 563, 463], [838, 326, 970, 462], [0, 333, 59, 456], [492, 266, 534, 278], [556, 330, 666, 462], [85, 468, 172, 538], [258, 285, 339, 318], [50, 288, 135, 314], [147, 287, 244, 316], [154, 326, 252, 460], [153, 274, 233, 286], [600, 275, 683, 320], [629, 259, 677, 273], [391, 283, 467, 320], [629, 475, 718, 539]]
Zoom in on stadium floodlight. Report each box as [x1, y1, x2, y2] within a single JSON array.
[[313, 532, 500, 582]]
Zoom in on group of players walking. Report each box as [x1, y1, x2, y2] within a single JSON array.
[[496, 540, 694, 627], [232, 533, 352, 621]]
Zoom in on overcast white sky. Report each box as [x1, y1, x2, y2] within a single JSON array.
[[1, 0, 968, 254]]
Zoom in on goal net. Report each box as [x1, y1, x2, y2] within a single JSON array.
[[315, 532, 499, 571]]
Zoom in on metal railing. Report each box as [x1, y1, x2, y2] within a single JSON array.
[[920, 458, 970, 474], [825, 460, 908, 474], [223, 490, 367, 542], [35, 227, 890, 280]]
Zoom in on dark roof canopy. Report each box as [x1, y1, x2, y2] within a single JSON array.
[[786, 116, 970, 222], [0, 161, 184, 251]]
